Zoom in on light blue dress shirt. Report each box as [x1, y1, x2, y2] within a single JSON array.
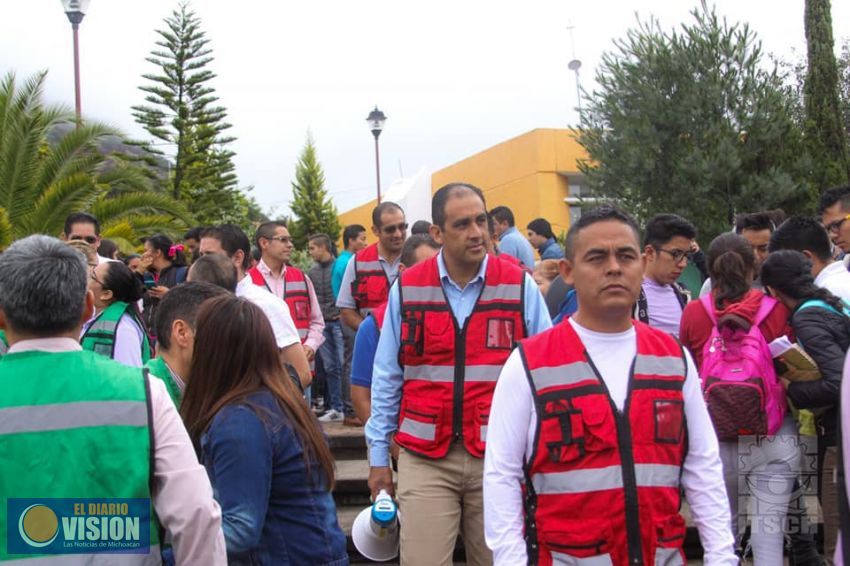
[[496, 226, 536, 268], [365, 252, 552, 466]]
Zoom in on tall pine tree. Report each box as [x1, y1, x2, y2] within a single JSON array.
[[804, 0, 850, 190], [132, 2, 256, 227], [289, 134, 341, 250]]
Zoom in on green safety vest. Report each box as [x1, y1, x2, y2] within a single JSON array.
[[0, 330, 7, 357], [0, 349, 161, 561], [81, 301, 152, 364], [145, 357, 182, 407]]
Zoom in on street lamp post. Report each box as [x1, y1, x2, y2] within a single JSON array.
[[60, 0, 91, 126], [366, 106, 387, 204], [568, 59, 582, 115]]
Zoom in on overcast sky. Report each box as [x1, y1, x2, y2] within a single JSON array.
[[1, 1, 847, 217]]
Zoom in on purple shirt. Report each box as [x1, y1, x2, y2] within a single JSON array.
[[642, 277, 684, 337]]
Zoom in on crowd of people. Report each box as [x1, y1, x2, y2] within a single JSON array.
[[3, 184, 850, 565]]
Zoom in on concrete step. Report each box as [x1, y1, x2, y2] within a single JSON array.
[[324, 420, 367, 461]]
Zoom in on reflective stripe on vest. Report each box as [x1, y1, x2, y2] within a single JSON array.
[[356, 260, 383, 271], [479, 283, 523, 302], [398, 418, 436, 442], [286, 280, 308, 293], [0, 401, 148, 435], [529, 362, 600, 390], [633, 354, 685, 377], [552, 552, 613, 566], [530, 463, 681, 494], [403, 364, 503, 383], [81, 301, 151, 363]]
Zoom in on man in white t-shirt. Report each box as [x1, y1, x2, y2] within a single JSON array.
[[769, 215, 850, 302], [637, 213, 695, 336], [483, 205, 736, 565], [193, 224, 311, 388]]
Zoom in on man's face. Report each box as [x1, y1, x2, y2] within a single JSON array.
[[562, 220, 643, 316], [527, 229, 547, 249], [65, 222, 100, 251], [373, 209, 407, 255], [199, 236, 242, 272], [492, 218, 509, 238], [307, 240, 329, 262], [184, 238, 199, 257], [740, 228, 772, 273], [350, 231, 368, 252], [644, 236, 692, 286], [261, 226, 294, 264], [822, 203, 850, 253], [432, 192, 489, 268]]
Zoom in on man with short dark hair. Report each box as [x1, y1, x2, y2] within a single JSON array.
[[410, 220, 432, 236], [61, 212, 111, 264], [819, 185, 850, 256], [248, 221, 324, 368], [306, 233, 351, 424], [639, 213, 696, 336], [197, 224, 311, 387], [336, 202, 407, 331], [770, 215, 850, 302], [367, 184, 551, 565], [489, 206, 535, 268], [526, 217, 565, 260], [332, 224, 368, 299], [735, 212, 775, 273], [183, 226, 204, 261], [0, 235, 226, 563], [186, 253, 238, 292], [484, 206, 734, 565], [146, 281, 229, 405]]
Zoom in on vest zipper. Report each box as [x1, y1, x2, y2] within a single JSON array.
[[453, 321, 466, 442], [585, 352, 644, 566]]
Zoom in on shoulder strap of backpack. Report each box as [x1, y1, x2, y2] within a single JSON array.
[[699, 294, 718, 325], [797, 298, 843, 316], [636, 287, 649, 323], [752, 295, 778, 327]]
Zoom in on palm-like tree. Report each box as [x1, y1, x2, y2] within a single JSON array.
[[0, 71, 193, 250]]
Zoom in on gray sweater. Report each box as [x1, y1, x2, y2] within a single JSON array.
[[308, 259, 339, 321]]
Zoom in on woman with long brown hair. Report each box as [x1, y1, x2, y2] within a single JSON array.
[[181, 295, 347, 566]]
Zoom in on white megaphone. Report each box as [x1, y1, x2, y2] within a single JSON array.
[[352, 489, 401, 562]]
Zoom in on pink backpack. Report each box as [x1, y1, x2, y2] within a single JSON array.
[[698, 294, 787, 441]]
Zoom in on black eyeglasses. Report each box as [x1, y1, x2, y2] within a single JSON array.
[[381, 222, 408, 235], [825, 214, 850, 234], [70, 235, 98, 245], [89, 267, 105, 286], [268, 236, 293, 244], [657, 248, 693, 263]]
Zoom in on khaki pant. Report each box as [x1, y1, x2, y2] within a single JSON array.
[[397, 444, 492, 566]]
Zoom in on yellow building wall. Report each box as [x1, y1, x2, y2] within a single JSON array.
[[337, 128, 586, 242]]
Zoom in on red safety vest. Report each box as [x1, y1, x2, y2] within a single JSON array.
[[351, 243, 391, 315], [372, 302, 388, 331], [520, 320, 687, 566], [248, 265, 311, 343], [395, 254, 527, 459]]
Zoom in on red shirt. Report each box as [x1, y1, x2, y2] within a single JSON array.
[[679, 289, 791, 368]]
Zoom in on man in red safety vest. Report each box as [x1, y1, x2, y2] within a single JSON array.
[[366, 184, 553, 565], [483, 205, 736, 565]]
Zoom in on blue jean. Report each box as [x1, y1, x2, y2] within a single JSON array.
[[317, 320, 345, 413]]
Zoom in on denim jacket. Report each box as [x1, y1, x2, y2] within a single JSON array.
[[201, 388, 348, 566]]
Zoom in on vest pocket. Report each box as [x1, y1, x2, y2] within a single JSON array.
[[541, 400, 615, 464], [396, 399, 444, 452], [472, 401, 490, 453], [652, 515, 685, 566], [542, 527, 613, 566]]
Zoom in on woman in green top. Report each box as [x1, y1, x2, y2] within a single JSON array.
[[82, 261, 151, 367]]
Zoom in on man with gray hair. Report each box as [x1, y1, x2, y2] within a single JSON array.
[[0, 235, 226, 564]]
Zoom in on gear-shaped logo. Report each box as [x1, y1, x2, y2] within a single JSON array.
[[736, 434, 818, 536]]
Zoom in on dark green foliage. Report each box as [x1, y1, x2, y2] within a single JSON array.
[[132, 2, 256, 228], [804, 0, 850, 190], [289, 135, 341, 250], [577, 7, 813, 243]]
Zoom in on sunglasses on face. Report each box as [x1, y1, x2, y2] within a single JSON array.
[[656, 247, 693, 263], [70, 235, 98, 245], [381, 222, 409, 235]]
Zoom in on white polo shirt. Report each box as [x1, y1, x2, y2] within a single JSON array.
[[235, 275, 300, 349]]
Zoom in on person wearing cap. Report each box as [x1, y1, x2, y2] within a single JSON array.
[[526, 217, 565, 260]]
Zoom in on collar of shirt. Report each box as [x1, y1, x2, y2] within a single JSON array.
[[540, 237, 557, 253], [8, 337, 82, 354], [815, 261, 845, 286], [502, 226, 519, 238], [258, 258, 286, 280], [437, 251, 488, 292], [162, 359, 186, 394]]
